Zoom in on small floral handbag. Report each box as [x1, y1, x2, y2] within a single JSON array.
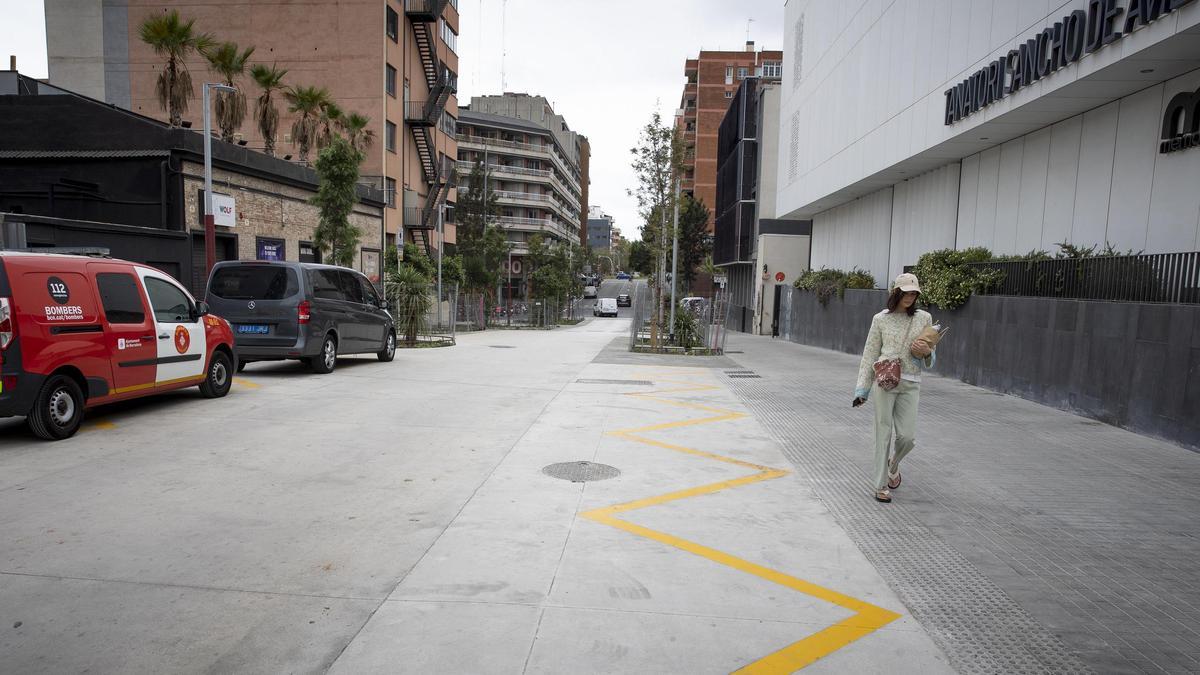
[[873, 315, 916, 391]]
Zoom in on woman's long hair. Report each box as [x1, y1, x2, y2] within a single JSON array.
[[887, 288, 918, 316]]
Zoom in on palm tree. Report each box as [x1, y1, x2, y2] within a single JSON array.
[[250, 63, 288, 156], [316, 100, 344, 150], [339, 112, 375, 153], [138, 10, 215, 126], [284, 85, 330, 162], [204, 41, 256, 142], [386, 265, 432, 346]]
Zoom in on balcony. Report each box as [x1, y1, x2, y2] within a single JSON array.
[[405, 0, 447, 21], [403, 206, 434, 229], [457, 133, 580, 193]]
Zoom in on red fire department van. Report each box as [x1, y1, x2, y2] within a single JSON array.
[[0, 252, 237, 440]]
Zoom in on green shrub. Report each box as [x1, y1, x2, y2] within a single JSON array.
[[912, 248, 1005, 310], [794, 267, 877, 306], [672, 302, 701, 349]]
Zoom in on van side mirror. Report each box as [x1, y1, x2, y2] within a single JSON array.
[[380, 300, 389, 310], [196, 301, 210, 317]]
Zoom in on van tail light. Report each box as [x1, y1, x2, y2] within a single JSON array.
[[297, 300, 311, 325], [0, 298, 13, 350]]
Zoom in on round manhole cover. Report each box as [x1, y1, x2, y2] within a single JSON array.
[[542, 461, 620, 483]]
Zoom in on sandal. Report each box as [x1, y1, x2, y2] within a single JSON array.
[[874, 489, 892, 503], [888, 470, 902, 490]]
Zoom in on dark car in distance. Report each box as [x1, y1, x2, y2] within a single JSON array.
[[205, 261, 395, 374], [617, 293, 631, 307]]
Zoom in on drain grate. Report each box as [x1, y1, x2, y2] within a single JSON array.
[[575, 378, 653, 385], [542, 461, 621, 483], [487, 345, 516, 349], [725, 370, 761, 379]]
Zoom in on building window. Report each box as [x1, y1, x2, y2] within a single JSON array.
[[724, 91, 733, 98], [737, 67, 748, 79], [386, 121, 397, 153], [725, 65, 733, 85], [386, 6, 398, 41], [385, 177, 397, 208], [440, 18, 458, 53], [440, 111, 457, 137], [762, 61, 782, 78], [385, 64, 396, 98]]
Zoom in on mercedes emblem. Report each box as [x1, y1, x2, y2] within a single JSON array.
[[248, 301, 256, 310]]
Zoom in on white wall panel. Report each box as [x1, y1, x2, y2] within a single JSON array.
[[957, 154, 980, 247], [975, 147, 1002, 250], [1042, 117, 1083, 249], [1106, 85, 1165, 251], [1015, 127, 1051, 253], [995, 139, 1026, 255], [810, 187, 893, 287], [1148, 69, 1200, 253], [890, 164, 960, 279], [1072, 102, 1119, 249]]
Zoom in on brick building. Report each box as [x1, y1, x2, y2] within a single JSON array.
[[42, 0, 457, 259], [676, 42, 782, 232]]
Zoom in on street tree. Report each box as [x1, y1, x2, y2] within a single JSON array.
[[310, 137, 363, 267], [285, 85, 331, 162], [204, 41, 255, 142], [456, 161, 508, 300], [628, 111, 684, 335], [629, 240, 653, 276], [316, 100, 345, 150], [676, 195, 712, 292], [250, 63, 288, 156], [138, 10, 215, 127]]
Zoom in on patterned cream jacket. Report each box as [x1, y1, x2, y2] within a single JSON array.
[[854, 308, 936, 399]]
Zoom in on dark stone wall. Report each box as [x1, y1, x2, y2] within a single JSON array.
[[778, 287, 1200, 451]]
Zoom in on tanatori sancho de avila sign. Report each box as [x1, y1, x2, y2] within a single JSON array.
[[944, 0, 1196, 126]]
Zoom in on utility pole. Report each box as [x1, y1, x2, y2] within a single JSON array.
[[437, 200, 444, 329], [202, 82, 236, 278]]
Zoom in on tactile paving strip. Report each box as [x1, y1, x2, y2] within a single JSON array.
[[575, 379, 653, 385], [725, 376, 1092, 674], [542, 461, 621, 483]]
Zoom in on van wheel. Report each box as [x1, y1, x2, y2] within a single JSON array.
[[377, 331, 396, 362], [28, 375, 85, 441], [311, 334, 337, 374], [200, 351, 233, 398]]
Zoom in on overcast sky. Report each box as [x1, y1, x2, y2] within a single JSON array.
[[0, 0, 785, 241]]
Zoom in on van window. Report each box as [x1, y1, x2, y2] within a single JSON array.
[[210, 266, 298, 300], [337, 271, 364, 304], [359, 276, 381, 308], [310, 269, 345, 301], [96, 273, 146, 324], [144, 277, 193, 323]]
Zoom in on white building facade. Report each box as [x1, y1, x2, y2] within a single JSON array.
[[778, 0, 1200, 287]]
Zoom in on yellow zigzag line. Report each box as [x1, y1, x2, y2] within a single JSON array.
[[580, 372, 900, 673]]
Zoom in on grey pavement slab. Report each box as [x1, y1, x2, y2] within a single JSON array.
[[722, 331, 1200, 674]]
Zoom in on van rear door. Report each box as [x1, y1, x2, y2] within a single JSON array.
[[206, 263, 302, 348]]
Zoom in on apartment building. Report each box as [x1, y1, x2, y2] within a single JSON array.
[[586, 206, 614, 253], [43, 0, 459, 259], [456, 94, 588, 296], [677, 42, 782, 232]]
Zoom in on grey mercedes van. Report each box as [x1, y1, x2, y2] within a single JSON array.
[[205, 261, 396, 374]]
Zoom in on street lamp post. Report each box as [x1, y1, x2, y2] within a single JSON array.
[[507, 246, 513, 327], [669, 177, 680, 339], [203, 82, 236, 278]]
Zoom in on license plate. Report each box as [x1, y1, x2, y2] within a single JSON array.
[[237, 324, 269, 334]]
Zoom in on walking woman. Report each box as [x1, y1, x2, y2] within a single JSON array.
[[852, 273, 936, 503]]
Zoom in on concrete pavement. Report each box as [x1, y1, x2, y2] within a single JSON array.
[[2, 314, 1193, 672]]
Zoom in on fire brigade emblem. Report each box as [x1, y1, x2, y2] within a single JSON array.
[[174, 325, 190, 354]]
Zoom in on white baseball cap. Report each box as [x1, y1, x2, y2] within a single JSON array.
[[893, 273, 921, 293]]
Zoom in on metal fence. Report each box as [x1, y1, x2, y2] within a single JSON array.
[[383, 283, 456, 347], [967, 251, 1200, 304], [493, 296, 585, 328], [628, 290, 730, 354]]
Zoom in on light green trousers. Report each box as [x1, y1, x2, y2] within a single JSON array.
[[871, 379, 920, 491]]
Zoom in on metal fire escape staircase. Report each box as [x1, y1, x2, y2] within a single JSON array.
[[404, 0, 455, 257]]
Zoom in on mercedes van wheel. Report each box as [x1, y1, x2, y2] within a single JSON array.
[[311, 334, 337, 374], [200, 351, 233, 398], [377, 331, 396, 362], [28, 374, 85, 441]]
